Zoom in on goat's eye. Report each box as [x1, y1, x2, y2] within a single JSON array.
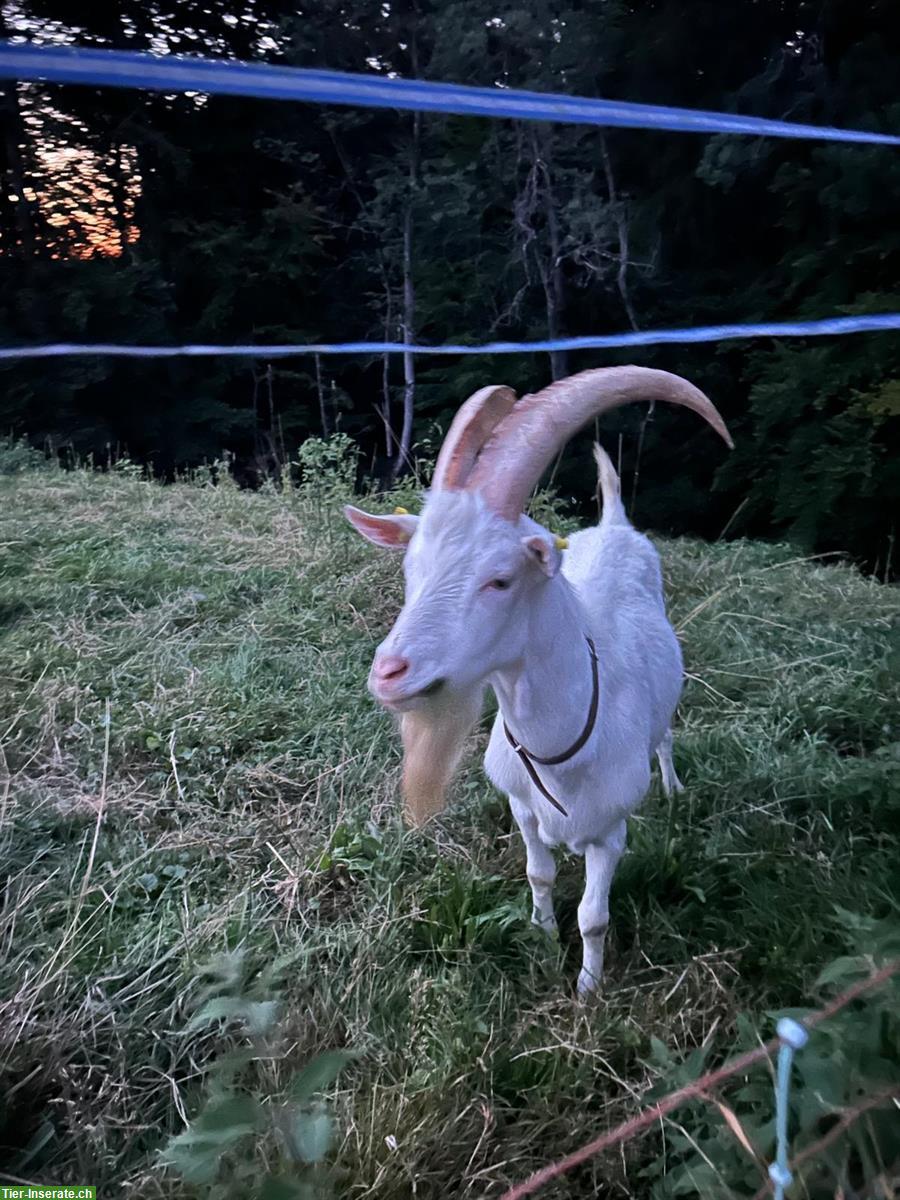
[[485, 577, 512, 591]]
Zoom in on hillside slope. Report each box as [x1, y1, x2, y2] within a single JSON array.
[[1, 460, 898, 1196]]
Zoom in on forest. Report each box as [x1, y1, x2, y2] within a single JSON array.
[[1, 0, 899, 575]]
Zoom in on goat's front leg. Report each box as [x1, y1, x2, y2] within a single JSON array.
[[577, 821, 627, 996], [509, 796, 558, 937]]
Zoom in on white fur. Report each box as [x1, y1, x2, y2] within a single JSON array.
[[349, 449, 685, 995], [483, 462, 684, 993]]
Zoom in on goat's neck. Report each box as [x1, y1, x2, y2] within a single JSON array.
[[490, 576, 596, 759]]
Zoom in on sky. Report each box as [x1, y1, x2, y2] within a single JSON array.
[[1, 2, 139, 256], [1, 1, 301, 256], [0, 1, 277, 257]]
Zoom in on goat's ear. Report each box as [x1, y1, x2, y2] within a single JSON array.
[[343, 504, 419, 549], [522, 533, 562, 578]]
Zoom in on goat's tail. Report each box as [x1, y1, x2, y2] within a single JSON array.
[[593, 442, 628, 527]]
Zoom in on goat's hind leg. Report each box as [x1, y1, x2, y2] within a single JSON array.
[[656, 729, 684, 798], [509, 795, 558, 937]]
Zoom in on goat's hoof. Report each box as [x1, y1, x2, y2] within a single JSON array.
[[576, 968, 602, 998], [531, 911, 559, 940]]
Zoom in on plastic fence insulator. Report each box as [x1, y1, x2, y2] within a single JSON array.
[[769, 1017, 810, 1200]]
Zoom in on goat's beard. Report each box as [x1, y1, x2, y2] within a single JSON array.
[[398, 685, 484, 826]]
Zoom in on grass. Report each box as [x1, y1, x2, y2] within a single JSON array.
[[1, 447, 898, 1197]]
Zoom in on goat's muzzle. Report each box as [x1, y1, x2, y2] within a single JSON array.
[[369, 653, 447, 710]]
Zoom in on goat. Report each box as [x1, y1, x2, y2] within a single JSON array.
[[344, 367, 732, 994]]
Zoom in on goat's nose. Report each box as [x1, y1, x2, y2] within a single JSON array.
[[373, 654, 410, 683]]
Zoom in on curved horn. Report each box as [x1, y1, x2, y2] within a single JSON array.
[[465, 366, 733, 520], [430, 385, 518, 492]]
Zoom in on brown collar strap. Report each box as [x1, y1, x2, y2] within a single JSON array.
[[502, 636, 599, 818]]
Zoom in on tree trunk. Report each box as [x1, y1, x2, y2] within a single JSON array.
[[315, 354, 330, 437], [537, 134, 568, 381], [600, 139, 648, 514], [381, 282, 395, 456], [601, 138, 639, 333], [521, 129, 567, 382], [391, 14, 421, 481], [395, 198, 416, 479], [263, 363, 280, 473], [392, 93, 420, 480]]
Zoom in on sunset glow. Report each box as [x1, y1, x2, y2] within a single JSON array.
[[37, 141, 140, 259]]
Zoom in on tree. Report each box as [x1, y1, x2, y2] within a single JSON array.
[[1, 0, 897, 572]]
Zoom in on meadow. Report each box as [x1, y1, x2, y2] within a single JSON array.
[[1, 439, 898, 1198]]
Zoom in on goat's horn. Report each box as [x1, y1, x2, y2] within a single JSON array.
[[431, 384, 518, 492], [465, 366, 733, 520]]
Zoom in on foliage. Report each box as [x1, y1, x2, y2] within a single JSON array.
[[1, 1, 899, 572], [0, 433, 52, 474], [159, 951, 356, 1198], [294, 433, 359, 519], [0, 460, 898, 1195]]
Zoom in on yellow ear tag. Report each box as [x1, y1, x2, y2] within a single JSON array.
[[393, 506, 409, 515], [555, 536, 569, 551]]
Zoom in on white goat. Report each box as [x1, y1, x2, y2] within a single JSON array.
[[345, 367, 731, 994]]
